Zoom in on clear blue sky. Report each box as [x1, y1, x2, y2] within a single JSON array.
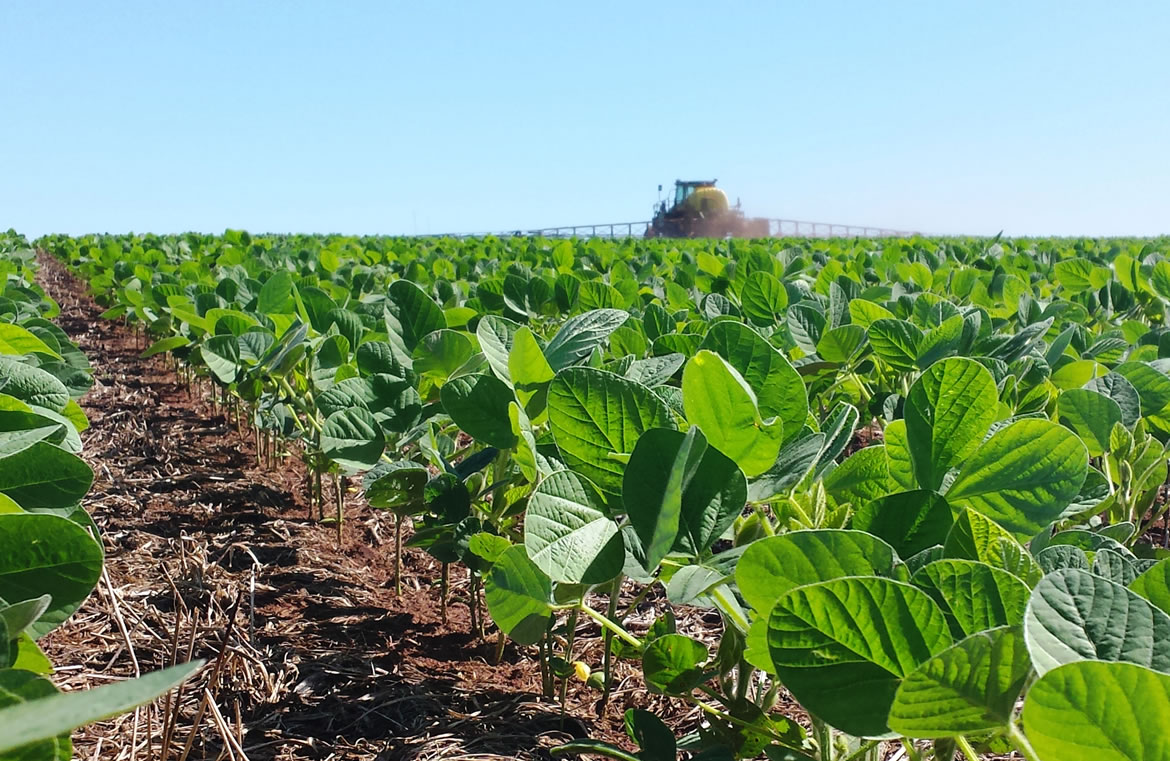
[[4, 1, 1168, 238]]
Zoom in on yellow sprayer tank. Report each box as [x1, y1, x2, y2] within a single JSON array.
[[682, 186, 730, 216]]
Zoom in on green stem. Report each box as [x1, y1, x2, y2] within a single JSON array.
[[751, 501, 777, 536], [601, 574, 622, 713], [709, 584, 750, 633], [840, 740, 881, 761], [1008, 724, 1042, 761], [900, 740, 924, 761], [687, 697, 803, 748], [576, 601, 640, 649], [955, 736, 981, 761], [811, 716, 833, 761]]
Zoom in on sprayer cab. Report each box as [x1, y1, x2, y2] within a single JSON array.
[[647, 179, 768, 238]]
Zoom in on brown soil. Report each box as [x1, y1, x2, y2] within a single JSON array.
[[34, 255, 704, 761]]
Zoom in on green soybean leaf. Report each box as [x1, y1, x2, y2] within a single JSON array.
[[1024, 568, 1170, 676], [642, 634, 708, 695], [904, 357, 998, 491], [912, 559, 1030, 637], [1130, 558, 1170, 615], [509, 327, 555, 415], [257, 270, 296, 314], [385, 279, 446, 360], [0, 513, 103, 638], [523, 470, 624, 585], [736, 529, 900, 616], [817, 324, 867, 363], [1085, 372, 1143, 428], [740, 271, 788, 327], [767, 576, 952, 738], [0, 594, 52, 638], [946, 419, 1088, 541], [624, 428, 700, 571], [683, 350, 784, 477], [548, 367, 675, 495], [320, 408, 385, 471], [544, 309, 629, 371], [475, 314, 523, 383], [412, 329, 474, 381], [1024, 661, 1170, 761], [853, 490, 952, 559], [822, 445, 893, 507], [943, 509, 1042, 586], [363, 461, 427, 512], [0, 324, 61, 359], [888, 626, 1031, 738], [1058, 388, 1123, 457], [0, 661, 202, 756], [0, 442, 93, 510], [484, 544, 553, 645], [624, 427, 746, 569], [868, 319, 923, 371], [0, 358, 69, 412], [700, 322, 808, 440], [440, 374, 518, 449]]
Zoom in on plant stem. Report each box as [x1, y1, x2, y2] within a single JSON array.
[[955, 736, 981, 761], [559, 608, 580, 724], [900, 739, 924, 761], [440, 562, 449, 624], [811, 716, 833, 761], [576, 601, 640, 649], [1008, 724, 1042, 761], [840, 740, 881, 761], [334, 472, 343, 546], [601, 574, 622, 713], [394, 513, 403, 596]]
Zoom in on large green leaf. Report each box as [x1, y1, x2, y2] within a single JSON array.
[[736, 529, 901, 616], [476, 315, 523, 383], [946, 419, 1088, 541], [547, 367, 675, 495], [0, 358, 69, 412], [483, 544, 553, 645], [912, 559, 1030, 637], [320, 408, 385, 470], [0, 324, 61, 359], [852, 490, 952, 559], [1024, 568, 1170, 676], [440, 374, 518, 449], [822, 445, 893, 507], [0, 442, 93, 510], [1130, 557, 1170, 615], [0, 661, 202, 755], [1024, 661, 1170, 761], [868, 319, 923, 372], [1057, 388, 1123, 457], [904, 357, 997, 491], [683, 350, 784, 477], [700, 322, 807, 440], [523, 470, 623, 585], [942, 508, 1042, 585], [508, 327, 555, 415], [767, 576, 953, 738], [384, 279, 446, 360], [624, 427, 745, 569], [0, 513, 103, 638], [642, 634, 708, 695], [543, 309, 628, 371], [888, 626, 1031, 738]]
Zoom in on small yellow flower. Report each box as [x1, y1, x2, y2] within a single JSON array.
[[573, 661, 591, 681]]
